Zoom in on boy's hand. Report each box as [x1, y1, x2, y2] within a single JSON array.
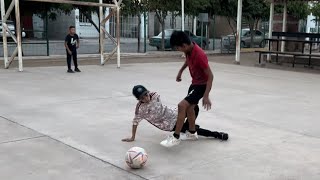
[[68, 50, 72, 55], [176, 73, 182, 82], [122, 137, 135, 142], [76, 45, 79, 49], [202, 96, 212, 110]]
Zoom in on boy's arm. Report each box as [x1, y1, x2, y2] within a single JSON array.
[[76, 35, 80, 48], [176, 59, 188, 82], [122, 125, 138, 142], [203, 66, 214, 110], [64, 41, 71, 54]]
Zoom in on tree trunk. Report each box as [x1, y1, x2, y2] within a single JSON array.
[[227, 16, 236, 36], [249, 20, 255, 48], [171, 12, 175, 28], [137, 15, 141, 53], [155, 11, 166, 51], [161, 19, 165, 51]]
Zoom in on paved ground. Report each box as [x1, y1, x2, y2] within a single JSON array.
[[1, 57, 320, 180]]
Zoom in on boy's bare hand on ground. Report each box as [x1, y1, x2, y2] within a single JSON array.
[[202, 96, 212, 110], [176, 73, 182, 82], [122, 137, 135, 142]]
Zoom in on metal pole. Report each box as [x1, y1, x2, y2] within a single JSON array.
[[201, 21, 203, 48], [193, 16, 197, 34], [99, 0, 104, 65], [181, 0, 184, 31], [235, 0, 243, 63], [213, 15, 215, 50], [267, 0, 274, 61], [116, 5, 121, 68], [144, 11, 147, 53], [1, 0, 9, 68], [281, 1, 287, 52], [15, 0, 23, 71], [45, 6, 49, 56]]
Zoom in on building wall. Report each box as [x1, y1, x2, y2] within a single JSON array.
[[75, 9, 101, 38], [47, 11, 75, 40], [212, 16, 236, 38], [32, 15, 44, 39]]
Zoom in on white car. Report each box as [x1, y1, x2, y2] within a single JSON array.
[[222, 28, 268, 48], [0, 20, 26, 40]]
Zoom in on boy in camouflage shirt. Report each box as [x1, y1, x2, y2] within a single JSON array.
[[122, 85, 228, 142]]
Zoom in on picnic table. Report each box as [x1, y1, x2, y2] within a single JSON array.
[[256, 32, 320, 67]]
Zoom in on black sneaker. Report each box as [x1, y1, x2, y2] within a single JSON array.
[[217, 132, 229, 141], [74, 68, 81, 72], [67, 69, 74, 73]]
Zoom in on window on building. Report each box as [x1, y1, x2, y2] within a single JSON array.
[[79, 12, 92, 26]]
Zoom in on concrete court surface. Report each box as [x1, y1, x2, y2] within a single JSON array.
[[0, 61, 320, 180]]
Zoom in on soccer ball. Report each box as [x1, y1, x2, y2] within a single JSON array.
[[125, 147, 148, 169]]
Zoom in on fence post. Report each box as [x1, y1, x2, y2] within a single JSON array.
[[45, 5, 49, 56], [144, 11, 147, 53]]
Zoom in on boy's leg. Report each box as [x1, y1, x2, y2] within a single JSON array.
[[66, 50, 72, 71], [184, 85, 206, 134], [196, 126, 229, 140], [173, 105, 198, 134], [186, 105, 196, 132], [160, 85, 204, 147], [174, 100, 190, 136], [72, 50, 79, 69]]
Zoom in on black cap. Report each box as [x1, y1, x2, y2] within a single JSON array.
[[132, 85, 148, 99]]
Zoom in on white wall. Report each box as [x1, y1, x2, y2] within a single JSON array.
[[75, 9, 110, 38]]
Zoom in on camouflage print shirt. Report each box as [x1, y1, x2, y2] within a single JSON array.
[[132, 92, 177, 131]]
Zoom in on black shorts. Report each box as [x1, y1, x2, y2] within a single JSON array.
[[184, 84, 207, 105]]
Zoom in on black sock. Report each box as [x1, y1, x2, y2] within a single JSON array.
[[173, 133, 180, 139], [211, 131, 220, 138], [189, 130, 196, 134]]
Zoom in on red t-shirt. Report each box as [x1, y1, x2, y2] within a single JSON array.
[[186, 43, 209, 85]]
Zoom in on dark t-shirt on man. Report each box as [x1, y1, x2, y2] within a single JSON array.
[[65, 34, 79, 51]]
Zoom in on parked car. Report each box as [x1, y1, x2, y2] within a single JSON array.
[[149, 29, 209, 50], [222, 28, 268, 48], [0, 20, 26, 40]]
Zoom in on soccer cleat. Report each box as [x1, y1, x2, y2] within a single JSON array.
[[217, 132, 229, 141], [180, 131, 198, 141], [74, 68, 81, 72], [67, 69, 74, 73], [160, 135, 181, 147]]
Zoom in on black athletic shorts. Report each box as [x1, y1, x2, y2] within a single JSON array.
[[184, 84, 207, 105]]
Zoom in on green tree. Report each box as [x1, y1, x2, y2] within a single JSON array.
[[206, 0, 237, 35], [242, 0, 269, 47], [311, 2, 320, 33], [121, 0, 147, 52], [148, 0, 180, 50], [275, 1, 310, 20]]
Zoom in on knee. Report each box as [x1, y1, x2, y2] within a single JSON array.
[[178, 101, 188, 112], [187, 105, 196, 113]]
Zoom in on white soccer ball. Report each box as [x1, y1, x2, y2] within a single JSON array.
[[125, 147, 148, 169]]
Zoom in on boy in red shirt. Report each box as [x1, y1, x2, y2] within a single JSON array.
[[160, 31, 222, 147]]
